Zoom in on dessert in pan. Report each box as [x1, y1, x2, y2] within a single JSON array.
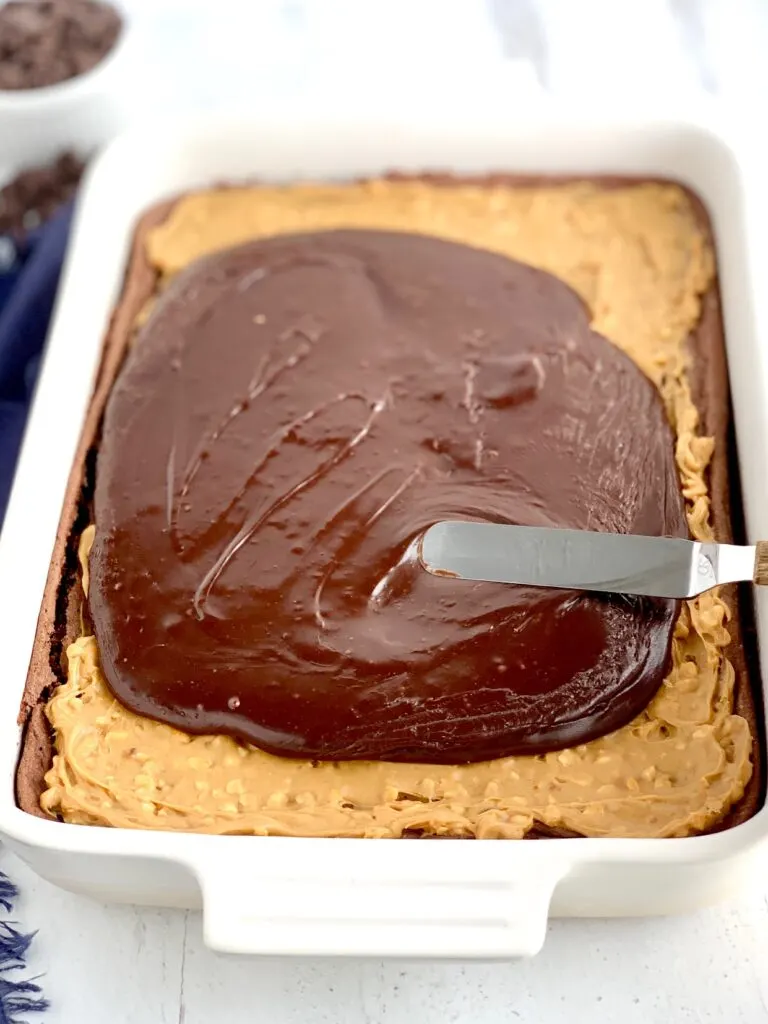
[[16, 177, 763, 839]]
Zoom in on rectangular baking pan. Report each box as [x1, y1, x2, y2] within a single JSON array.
[[0, 107, 767, 959]]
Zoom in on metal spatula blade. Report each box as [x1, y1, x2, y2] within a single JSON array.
[[418, 522, 768, 599]]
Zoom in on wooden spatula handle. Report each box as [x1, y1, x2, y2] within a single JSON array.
[[754, 541, 768, 586]]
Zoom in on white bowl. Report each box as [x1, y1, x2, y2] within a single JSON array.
[[0, 106, 766, 960], [0, 0, 134, 178]]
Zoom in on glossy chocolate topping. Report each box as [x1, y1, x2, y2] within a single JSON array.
[[90, 229, 688, 763]]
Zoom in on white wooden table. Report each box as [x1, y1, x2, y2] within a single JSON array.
[[4, 2, 768, 1020], [4, 844, 768, 1024]]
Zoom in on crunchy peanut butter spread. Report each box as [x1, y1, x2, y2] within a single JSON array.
[[40, 181, 753, 838]]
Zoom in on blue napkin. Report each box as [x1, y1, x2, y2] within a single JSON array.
[[0, 207, 71, 1021], [0, 202, 74, 526]]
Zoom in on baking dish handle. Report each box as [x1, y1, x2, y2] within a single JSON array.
[[195, 846, 569, 958]]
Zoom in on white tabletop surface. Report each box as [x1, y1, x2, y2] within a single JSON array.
[[3, 1, 768, 1021]]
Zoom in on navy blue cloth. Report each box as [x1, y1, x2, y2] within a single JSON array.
[[0, 203, 75, 525]]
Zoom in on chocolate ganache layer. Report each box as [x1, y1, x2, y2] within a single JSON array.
[[89, 229, 688, 763]]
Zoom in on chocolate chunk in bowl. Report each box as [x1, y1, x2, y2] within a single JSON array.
[[0, 152, 84, 236], [0, 0, 122, 91]]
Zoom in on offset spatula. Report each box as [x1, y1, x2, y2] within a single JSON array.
[[418, 522, 768, 599]]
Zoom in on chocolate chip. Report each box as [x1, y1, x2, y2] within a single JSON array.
[[0, 0, 122, 91], [0, 152, 85, 238]]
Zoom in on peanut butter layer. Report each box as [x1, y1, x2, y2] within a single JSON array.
[[40, 180, 753, 838]]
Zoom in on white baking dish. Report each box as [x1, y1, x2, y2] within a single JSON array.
[[1, 107, 767, 960]]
